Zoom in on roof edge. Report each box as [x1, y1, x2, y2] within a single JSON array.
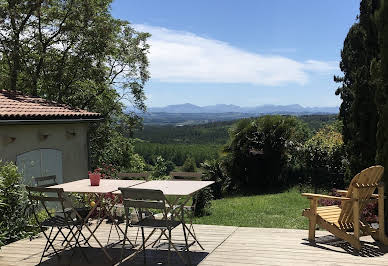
[[0, 118, 103, 125]]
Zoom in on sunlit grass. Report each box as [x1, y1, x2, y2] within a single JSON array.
[[193, 187, 310, 229]]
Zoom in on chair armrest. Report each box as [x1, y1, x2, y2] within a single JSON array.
[[301, 193, 353, 201], [336, 189, 348, 195], [335, 189, 379, 199]]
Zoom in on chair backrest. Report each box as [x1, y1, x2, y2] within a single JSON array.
[[339, 165, 384, 225], [34, 175, 57, 187], [119, 187, 166, 210], [117, 172, 150, 180], [169, 172, 202, 180], [26, 186, 69, 221]]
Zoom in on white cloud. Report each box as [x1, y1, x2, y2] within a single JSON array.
[[135, 24, 338, 86]]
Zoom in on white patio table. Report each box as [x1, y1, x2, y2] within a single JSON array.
[[114, 180, 214, 250], [50, 179, 146, 261]]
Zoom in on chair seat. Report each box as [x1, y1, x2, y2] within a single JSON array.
[[42, 215, 83, 227], [63, 207, 90, 219], [316, 205, 354, 230], [316, 205, 342, 222], [171, 204, 193, 210], [131, 217, 181, 229], [152, 212, 172, 220]]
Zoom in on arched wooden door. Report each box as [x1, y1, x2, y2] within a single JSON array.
[[16, 149, 63, 186]]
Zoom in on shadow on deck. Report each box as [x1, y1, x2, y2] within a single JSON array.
[[39, 248, 208, 266], [2, 223, 388, 265]]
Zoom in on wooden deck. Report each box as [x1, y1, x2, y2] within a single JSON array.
[[1, 222, 388, 265]]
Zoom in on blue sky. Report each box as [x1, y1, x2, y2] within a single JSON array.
[[111, 0, 360, 108]]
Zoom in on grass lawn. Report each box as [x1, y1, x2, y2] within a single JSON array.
[[192, 187, 310, 229]]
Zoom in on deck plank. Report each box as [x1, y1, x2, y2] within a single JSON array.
[[1, 222, 388, 265]]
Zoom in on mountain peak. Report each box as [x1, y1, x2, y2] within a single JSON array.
[[147, 103, 338, 114]]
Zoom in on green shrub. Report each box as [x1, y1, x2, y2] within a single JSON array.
[[303, 123, 346, 189], [0, 161, 36, 246], [201, 159, 231, 199], [120, 153, 147, 173], [223, 115, 310, 192], [188, 159, 234, 217], [164, 160, 176, 173], [150, 156, 170, 180], [193, 187, 213, 217], [182, 157, 196, 172], [93, 129, 147, 173]]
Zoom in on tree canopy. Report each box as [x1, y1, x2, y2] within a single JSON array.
[[334, 0, 388, 227], [374, 0, 388, 181], [0, 0, 150, 168], [334, 0, 380, 178]]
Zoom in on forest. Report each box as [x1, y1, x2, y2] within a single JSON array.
[[135, 114, 337, 144], [133, 114, 339, 169]]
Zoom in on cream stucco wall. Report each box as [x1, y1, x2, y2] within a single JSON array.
[[0, 122, 89, 183]]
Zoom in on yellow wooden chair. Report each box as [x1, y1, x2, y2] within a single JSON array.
[[302, 165, 388, 250]]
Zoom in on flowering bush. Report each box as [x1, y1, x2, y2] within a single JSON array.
[[318, 188, 378, 223], [88, 163, 118, 179], [318, 189, 342, 206], [99, 163, 118, 179], [88, 168, 102, 176], [362, 202, 378, 223]]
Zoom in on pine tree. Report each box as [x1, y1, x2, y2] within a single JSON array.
[[335, 0, 380, 178], [372, 0, 388, 230]]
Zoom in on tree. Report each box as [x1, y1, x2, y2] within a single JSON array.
[[374, 0, 388, 179], [372, 0, 388, 231], [223, 115, 310, 192], [0, 0, 150, 168], [182, 157, 196, 172], [334, 0, 380, 179], [335, 0, 388, 231]]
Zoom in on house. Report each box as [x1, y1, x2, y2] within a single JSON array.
[[0, 90, 102, 185]]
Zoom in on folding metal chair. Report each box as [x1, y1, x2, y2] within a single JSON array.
[[26, 186, 89, 265], [152, 172, 204, 250], [108, 172, 151, 246], [118, 187, 191, 266], [33, 175, 90, 247]]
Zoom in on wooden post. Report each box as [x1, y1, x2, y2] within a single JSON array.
[[385, 180, 388, 236], [353, 188, 360, 240], [378, 183, 388, 244], [308, 198, 318, 241]]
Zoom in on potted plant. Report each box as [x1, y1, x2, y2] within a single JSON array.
[[88, 168, 101, 186]]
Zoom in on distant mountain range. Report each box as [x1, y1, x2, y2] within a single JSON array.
[[147, 103, 339, 114]]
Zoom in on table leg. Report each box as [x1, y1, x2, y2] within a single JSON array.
[[74, 194, 113, 261], [165, 195, 204, 249], [103, 197, 135, 247]]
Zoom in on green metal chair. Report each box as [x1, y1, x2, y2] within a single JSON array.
[[26, 186, 89, 265], [33, 175, 90, 247], [119, 187, 191, 266], [154, 172, 204, 250]]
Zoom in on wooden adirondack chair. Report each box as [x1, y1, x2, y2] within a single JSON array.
[[302, 165, 388, 250]]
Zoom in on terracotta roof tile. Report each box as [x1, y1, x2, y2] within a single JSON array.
[[0, 90, 101, 121]]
